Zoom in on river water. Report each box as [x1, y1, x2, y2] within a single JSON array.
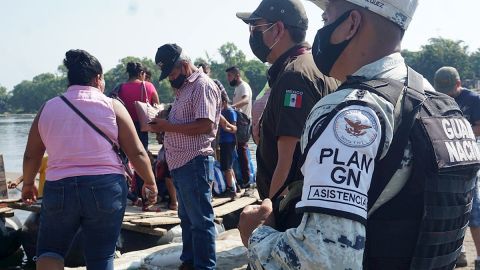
[[0, 114, 257, 268]]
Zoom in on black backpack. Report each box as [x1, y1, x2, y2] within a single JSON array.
[[235, 111, 251, 143]]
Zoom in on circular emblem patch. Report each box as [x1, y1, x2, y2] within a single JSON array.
[[333, 109, 378, 148]]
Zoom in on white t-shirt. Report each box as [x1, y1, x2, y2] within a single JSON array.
[[233, 81, 252, 118]]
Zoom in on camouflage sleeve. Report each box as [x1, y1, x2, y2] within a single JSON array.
[[248, 213, 365, 270]]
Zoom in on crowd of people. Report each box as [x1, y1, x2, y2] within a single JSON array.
[[17, 0, 480, 269]]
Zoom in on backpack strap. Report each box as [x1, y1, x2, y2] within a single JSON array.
[[367, 67, 426, 211]]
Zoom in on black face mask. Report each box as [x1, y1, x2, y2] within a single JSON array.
[[169, 74, 187, 89], [312, 10, 355, 76], [229, 79, 238, 87], [249, 30, 271, 63]]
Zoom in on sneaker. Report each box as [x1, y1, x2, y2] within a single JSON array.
[[242, 187, 256, 198], [456, 251, 467, 268], [475, 259, 480, 270], [225, 187, 238, 200]]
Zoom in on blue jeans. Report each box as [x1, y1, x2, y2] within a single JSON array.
[[171, 155, 216, 270], [37, 174, 127, 270]]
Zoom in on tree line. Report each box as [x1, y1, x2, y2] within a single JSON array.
[[1, 38, 480, 114], [0, 42, 269, 114]]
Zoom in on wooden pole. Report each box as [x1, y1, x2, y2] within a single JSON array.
[[0, 154, 7, 199]]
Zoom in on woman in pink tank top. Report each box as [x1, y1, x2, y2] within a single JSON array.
[[21, 50, 158, 270]]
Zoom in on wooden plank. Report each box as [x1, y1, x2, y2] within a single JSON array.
[[0, 207, 12, 214], [0, 198, 22, 204], [214, 197, 258, 217], [121, 222, 167, 236], [1, 211, 14, 218], [123, 215, 142, 222], [7, 202, 41, 212], [0, 155, 7, 199], [211, 197, 232, 207], [130, 216, 181, 227]]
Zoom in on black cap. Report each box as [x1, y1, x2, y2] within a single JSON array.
[[155, 43, 182, 81], [236, 0, 308, 30]]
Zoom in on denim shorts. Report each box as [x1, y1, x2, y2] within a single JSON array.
[[470, 178, 480, 227], [219, 142, 235, 171], [37, 174, 127, 270]]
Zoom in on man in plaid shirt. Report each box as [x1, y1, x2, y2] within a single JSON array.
[[150, 43, 221, 270]]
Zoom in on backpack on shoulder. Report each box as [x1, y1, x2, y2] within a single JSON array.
[[235, 110, 251, 143]]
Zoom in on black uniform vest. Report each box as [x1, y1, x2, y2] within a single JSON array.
[[334, 68, 480, 270]]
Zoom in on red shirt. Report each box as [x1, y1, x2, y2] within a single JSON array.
[[118, 81, 157, 122]]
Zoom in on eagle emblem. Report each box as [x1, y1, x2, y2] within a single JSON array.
[[345, 117, 372, 137]]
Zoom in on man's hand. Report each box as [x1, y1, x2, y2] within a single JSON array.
[[21, 184, 38, 205], [238, 198, 274, 247], [149, 118, 170, 133], [142, 183, 158, 205]]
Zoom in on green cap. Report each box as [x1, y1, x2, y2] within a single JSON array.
[[236, 0, 308, 30], [434, 66, 460, 93]]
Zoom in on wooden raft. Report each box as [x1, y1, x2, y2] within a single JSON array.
[[7, 195, 259, 236]]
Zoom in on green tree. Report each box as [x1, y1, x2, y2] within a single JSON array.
[[470, 49, 480, 80], [209, 42, 268, 99], [403, 38, 473, 84], [0, 85, 9, 113], [9, 73, 66, 113]]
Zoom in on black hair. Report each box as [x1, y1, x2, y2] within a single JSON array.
[[221, 90, 230, 103], [225, 66, 240, 75], [126, 62, 145, 79], [285, 25, 307, 43], [63, 49, 103, 86]]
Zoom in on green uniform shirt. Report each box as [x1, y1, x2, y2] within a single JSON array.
[[256, 43, 339, 199]]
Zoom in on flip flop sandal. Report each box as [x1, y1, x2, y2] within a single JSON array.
[[142, 204, 163, 212]]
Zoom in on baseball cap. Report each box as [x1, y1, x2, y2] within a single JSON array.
[[434, 66, 460, 93], [308, 0, 418, 30], [236, 0, 308, 30], [155, 43, 182, 81]]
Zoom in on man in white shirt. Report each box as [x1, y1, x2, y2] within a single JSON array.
[[226, 66, 253, 189]]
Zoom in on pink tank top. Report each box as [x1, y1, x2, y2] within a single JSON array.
[[118, 81, 157, 122], [38, 85, 124, 181]]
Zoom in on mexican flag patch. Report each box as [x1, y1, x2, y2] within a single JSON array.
[[284, 90, 303, 108]]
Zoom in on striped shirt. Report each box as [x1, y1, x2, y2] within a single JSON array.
[[164, 69, 221, 170]]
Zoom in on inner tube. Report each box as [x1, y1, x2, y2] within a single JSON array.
[[0, 215, 22, 259]]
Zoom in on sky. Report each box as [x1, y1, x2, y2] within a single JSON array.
[[0, 0, 478, 91]]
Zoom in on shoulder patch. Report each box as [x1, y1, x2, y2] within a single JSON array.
[[333, 108, 379, 148], [284, 90, 303, 108]]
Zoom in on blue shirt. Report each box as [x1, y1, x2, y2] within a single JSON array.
[[455, 88, 480, 125], [219, 107, 237, 143]]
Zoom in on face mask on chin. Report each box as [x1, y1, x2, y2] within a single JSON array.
[[169, 74, 187, 89], [249, 24, 279, 63], [312, 10, 355, 76]]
